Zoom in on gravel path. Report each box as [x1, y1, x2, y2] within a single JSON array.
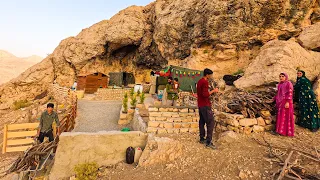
[[73, 100, 122, 132]]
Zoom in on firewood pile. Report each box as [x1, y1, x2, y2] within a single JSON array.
[[210, 88, 276, 118], [254, 137, 320, 180], [6, 137, 59, 174]]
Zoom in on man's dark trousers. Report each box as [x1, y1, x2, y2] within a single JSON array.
[[199, 106, 214, 143], [38, 130, 54, 143]]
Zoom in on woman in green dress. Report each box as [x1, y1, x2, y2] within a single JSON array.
[[294, 70, 320, 132]]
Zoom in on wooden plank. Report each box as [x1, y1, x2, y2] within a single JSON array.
[[7, 138, 34, 146], [6, 145, 32, 153], [2, 125, 8, 154], [7, 123, 39, 131], [7, 130, 37, 138]]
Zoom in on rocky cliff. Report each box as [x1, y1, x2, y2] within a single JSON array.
[[1, 0, 320, 109]]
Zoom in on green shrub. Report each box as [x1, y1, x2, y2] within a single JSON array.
[[137, 89, 141, 96], [123, 96, 128, 113], [13, 100, 30, 110], [233, 69, 244, 76], [124, 92, 128, 99], [140, 92, 145, 104], [192, 50, 198, 56], [74, 162, 98, 180], [129, 88, 134, 99], [130, 95, 137, 108], [203, 49, 209, 54]]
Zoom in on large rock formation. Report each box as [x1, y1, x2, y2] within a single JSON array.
[[1, 0, 320, 108], [234, 40, 320, 89]]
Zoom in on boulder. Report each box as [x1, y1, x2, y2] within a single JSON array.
[[313, 76, 320, 105], [235, 40, 320, 89], [218, 131, 239, 144], [257, 117, 266, 126], [239, 118, 257, 127], [298, 22, 320, 50], [139, 135, 183, 167], [252, 125, 265, 133]]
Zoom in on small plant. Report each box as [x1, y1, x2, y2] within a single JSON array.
[[74, 162, 98, 180], [123, 96, 128, 113], [139, 92, 145, 104], [130, 95, 137, 109], [124, 92, 128, 99], [137, 89, 141, 96], [129, 88, 134, 99], [13, 100, 30, 110], [233, 69, 245, 76], [203, 49, 209, 54]]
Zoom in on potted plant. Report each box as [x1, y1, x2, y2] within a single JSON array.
[[139, 92, 145, 104], [122, 96, 128, 113], [130, 95, 137, 109], [137, 89, 141, 96], [129, 88, 134, 99]]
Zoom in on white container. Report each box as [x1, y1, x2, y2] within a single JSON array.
[[134, 147, 143, 163], [134, 84, 143, 93]]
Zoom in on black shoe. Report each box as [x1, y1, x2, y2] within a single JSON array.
[[199, 138, 206, 144], [206, 142, 217, 150]]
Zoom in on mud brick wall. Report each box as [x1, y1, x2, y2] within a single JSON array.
[[95, 88, 130, 100], [146, 106, 200, 134]]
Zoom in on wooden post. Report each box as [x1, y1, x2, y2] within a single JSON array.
[[2, 124, 8, 154]]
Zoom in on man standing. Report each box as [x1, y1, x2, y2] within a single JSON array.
[[197, 68, 218, 149], [37, 103, 60, 143]]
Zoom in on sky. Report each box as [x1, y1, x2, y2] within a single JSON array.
[[0, 0, 154, 58]]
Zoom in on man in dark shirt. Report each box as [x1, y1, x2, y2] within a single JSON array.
[[37, 103, 60, 143], [197, 68, 218, 149]]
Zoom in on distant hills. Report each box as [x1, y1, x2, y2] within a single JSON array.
[[0, 50, 43, 84]]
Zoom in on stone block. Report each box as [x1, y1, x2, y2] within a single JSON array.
[[171, 114, 180, 118], [188, 128, 198, 133], [181, 123, 191, 128], [239, 118, 257, 127], [118, 119, 129, 125], [189, 109, 195, 113], [120, 113, 127, 120], [164, 123, 174, 129], [159, 108, 168, 112], [147, 127, 158, 133], [193, 117, 200, 122], [195, 109, 199, 113], [149, 117, 156, 121], [257, 117, 266, 126], [253, 125, 265, 133], [180, 128, 189, 133], [264, 124, 275, 131], [167, 117, 182, 122], [227, 125, 235, 131], [149, 112, 163, 117], [260, 110, 271, 117], [155, 117, 167, 121], [167, 108, 174, 112], [190, 123, 199, 128], [174, 123, 182, 128], [185, 117, 193, 122], [173, 108, 179, 112], [157, 129, 167, 134], [244, 127, 253, 135], [265, 119, 272, 125], [226, 119, 240, 126], [173, 129, 180, 133], [166, 128, 175, 133], [179, 113, 189, 117], [163, 112, 174, 117], [148, 121, 160, 127], [179, 108, 189, 113]]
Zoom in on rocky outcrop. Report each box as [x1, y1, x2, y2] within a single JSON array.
[[1, 0, 320, 108], [234, 40, 320, 89], [313, 76, 320, 105], [298, 22, 320, 50]]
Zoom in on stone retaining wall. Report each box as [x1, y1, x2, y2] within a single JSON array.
[[94, 88, 130, 100], [215, 110, 275, 134], [48, 83, 74, 105], [146, 106, 200, 134]]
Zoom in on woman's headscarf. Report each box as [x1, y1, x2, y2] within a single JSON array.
[[276, 72, 293, 104]]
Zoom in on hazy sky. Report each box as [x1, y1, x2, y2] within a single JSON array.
[[0, 0, 154, 57]]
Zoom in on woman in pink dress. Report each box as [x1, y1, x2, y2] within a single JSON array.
[[275, 73, 295, 136]]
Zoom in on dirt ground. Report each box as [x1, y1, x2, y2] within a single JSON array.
[[98, 127, 320, 180]]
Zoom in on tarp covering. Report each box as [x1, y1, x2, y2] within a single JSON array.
[[159, 66, 203, 92]]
